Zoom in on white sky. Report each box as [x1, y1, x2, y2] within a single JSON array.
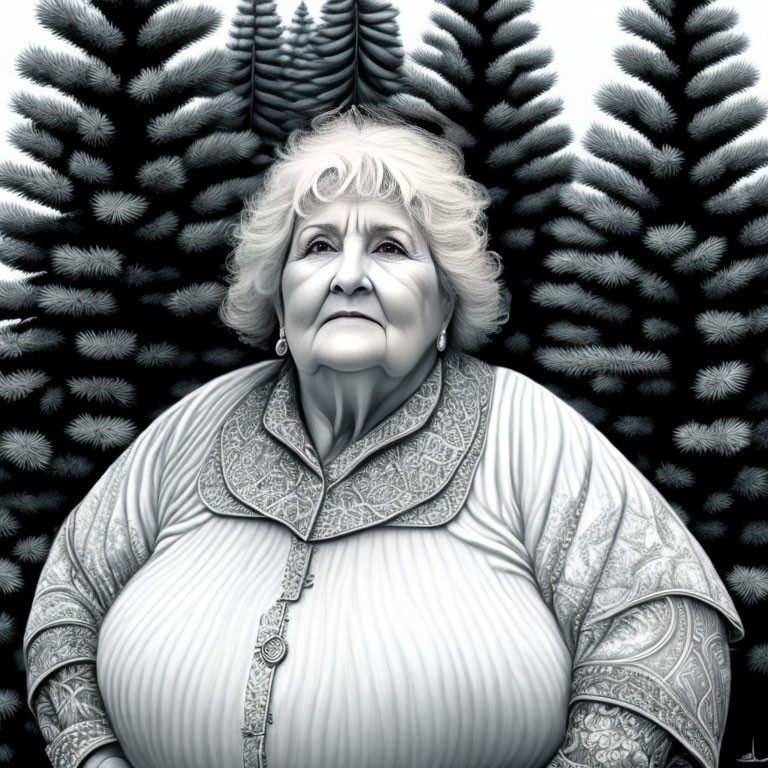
[[2, 0, 768, 282]]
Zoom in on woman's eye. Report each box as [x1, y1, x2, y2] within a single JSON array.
[[304, 239, 335, 255], [373, 240, 407, 257]]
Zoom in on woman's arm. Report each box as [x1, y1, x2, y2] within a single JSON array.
[[548, 703, 673, 768], [548, 596, 730, 768], [24, 441, 159, 768]]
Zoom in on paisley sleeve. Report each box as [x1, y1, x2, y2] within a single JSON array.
[[514, 379, 744, 768], [23, 437, 159, 768]]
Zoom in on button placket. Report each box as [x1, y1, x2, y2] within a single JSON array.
[[242, 538, 315, 768]]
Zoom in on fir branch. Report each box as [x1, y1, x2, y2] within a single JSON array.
[[654, 462, 695, 489], [544, 321, 601, 345], [138, 4, 221, 51], [135, 342, 182, 367], [544, 250, 639, 287], [673, 237, 726, 273], [0, 237, 46, 270], [0, 281, 37, 312], [595, 82, 676, 134], [77, 106, 117, 146], [703, 492, 733, 513], [0, 370, 50, 402], [673, 418, 752, 456], [692, 520, 727, 541], [746, 645, 768, 675], [0, 557, 24, 592], [693, 361, 750, 400], [535, 344, 670, 377], [696, 310, 749, 344], [191, 176, 263, 216], [733, 467, 768, 500], [51, 244, 123, 279], [0, 327, 64, 359], [135, 212, 180, 240], [148, 92, 242, 143], [702, 255, 768, 299], [128, 49, 232, 104], [614, 415, 654, 437], [686, 60, 758, 103], [74, 329, 137, 360], [614, 44, 679, 85], [67, 377, 136, 406], [689, 95, 767, 143], [177, 218, 232, 253], [685, 7, 739, 39], [10, 92, 80, 134], [0, 202, 65, 237], [0, 430, 53, 471], [37, 285, 118, 316], [636, 378, 674, 396], [742, 522, 768, 547], [36, 0, 125, 54], [184, 131, 260, 169], [641, 317, 678, 340], [91, 191, 149, 225], [9, 124, 65, 164], [137, 156, 187, 193], [165, 282, 226, 316], [68, 151, 113, 184], [0, 511, 20, 538], [690, 32, 748, 67], [39, 387, 64, 414], [64, 414, 137, 450], [618, 7, 674, 47], [726, 565, 768, 605], [642, 223, 696, 256], [591, 374, 624, 394], [0, 613, 15, 642], [531, 282, 631, 322], [12, 535, 50, 564], [51, 454, 94, 478]]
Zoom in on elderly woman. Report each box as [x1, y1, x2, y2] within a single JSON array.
[[25, 110, 741, 768]]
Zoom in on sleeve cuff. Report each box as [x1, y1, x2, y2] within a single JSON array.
[[45, 718, 118, 768], [571, 663, 718, 768]]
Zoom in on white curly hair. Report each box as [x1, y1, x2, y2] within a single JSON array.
[[220, 107, 503, 351]]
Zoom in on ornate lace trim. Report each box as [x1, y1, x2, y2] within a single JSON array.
[[45, 717, 116, 768], [571, 664, 715, 768], [198, 352, 494, 541], [242, 538, 314, 768]]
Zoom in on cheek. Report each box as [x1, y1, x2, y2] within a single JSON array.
[[379, 267, 444, 326], [281, 266, 325, 322]]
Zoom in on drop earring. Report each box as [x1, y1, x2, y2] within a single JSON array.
[[275, 326, 288, 357], [436, 329, 447, 352]]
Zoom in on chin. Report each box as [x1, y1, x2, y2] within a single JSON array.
[[312, 340, 386, 373]]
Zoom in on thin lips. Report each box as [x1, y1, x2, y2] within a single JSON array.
[[325, 310, 379, 324]]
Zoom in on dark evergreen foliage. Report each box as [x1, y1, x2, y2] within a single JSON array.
[[527, 0, 768, 757], [394, 0, 575, 365], [309, 0, 405, 114], [0, 0, 266, 759]]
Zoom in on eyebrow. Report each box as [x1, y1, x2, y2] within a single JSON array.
[[297, 222, 416, 242]]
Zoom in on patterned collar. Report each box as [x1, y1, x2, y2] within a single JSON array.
[[198, 352, 494, 541]]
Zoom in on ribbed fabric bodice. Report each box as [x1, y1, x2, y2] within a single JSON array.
[[95, 366, 572, 768], [97, 514, 570, 768]]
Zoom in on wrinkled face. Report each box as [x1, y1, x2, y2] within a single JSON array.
[[281, 198, 453, 378]]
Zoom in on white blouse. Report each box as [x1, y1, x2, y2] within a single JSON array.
[[24, 354, 742, 768]]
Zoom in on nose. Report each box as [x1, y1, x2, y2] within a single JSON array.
[[329, 238, 373, 295]]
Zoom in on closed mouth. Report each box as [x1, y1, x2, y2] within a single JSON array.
[[325, 311, 379, 325]]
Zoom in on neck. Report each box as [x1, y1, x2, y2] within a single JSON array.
[[295, 350, 438, 464]]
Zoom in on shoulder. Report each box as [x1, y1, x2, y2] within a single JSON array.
[[131, 358, 284, 461], [483, 361, 599, 462]]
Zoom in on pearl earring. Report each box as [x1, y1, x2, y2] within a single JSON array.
[[275, 326, 288, 357], [436, 329, 447, 352]]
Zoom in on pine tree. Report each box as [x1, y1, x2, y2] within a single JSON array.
[[527, 0, 768, 757], [309, 0, 405, 114], [393, 0, 574, 366], [0, 0, 265, 759], [279, 2, 319, 132], [229, 0, 293, 147]]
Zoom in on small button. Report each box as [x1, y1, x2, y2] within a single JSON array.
[[260, 635, 288, 665]]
